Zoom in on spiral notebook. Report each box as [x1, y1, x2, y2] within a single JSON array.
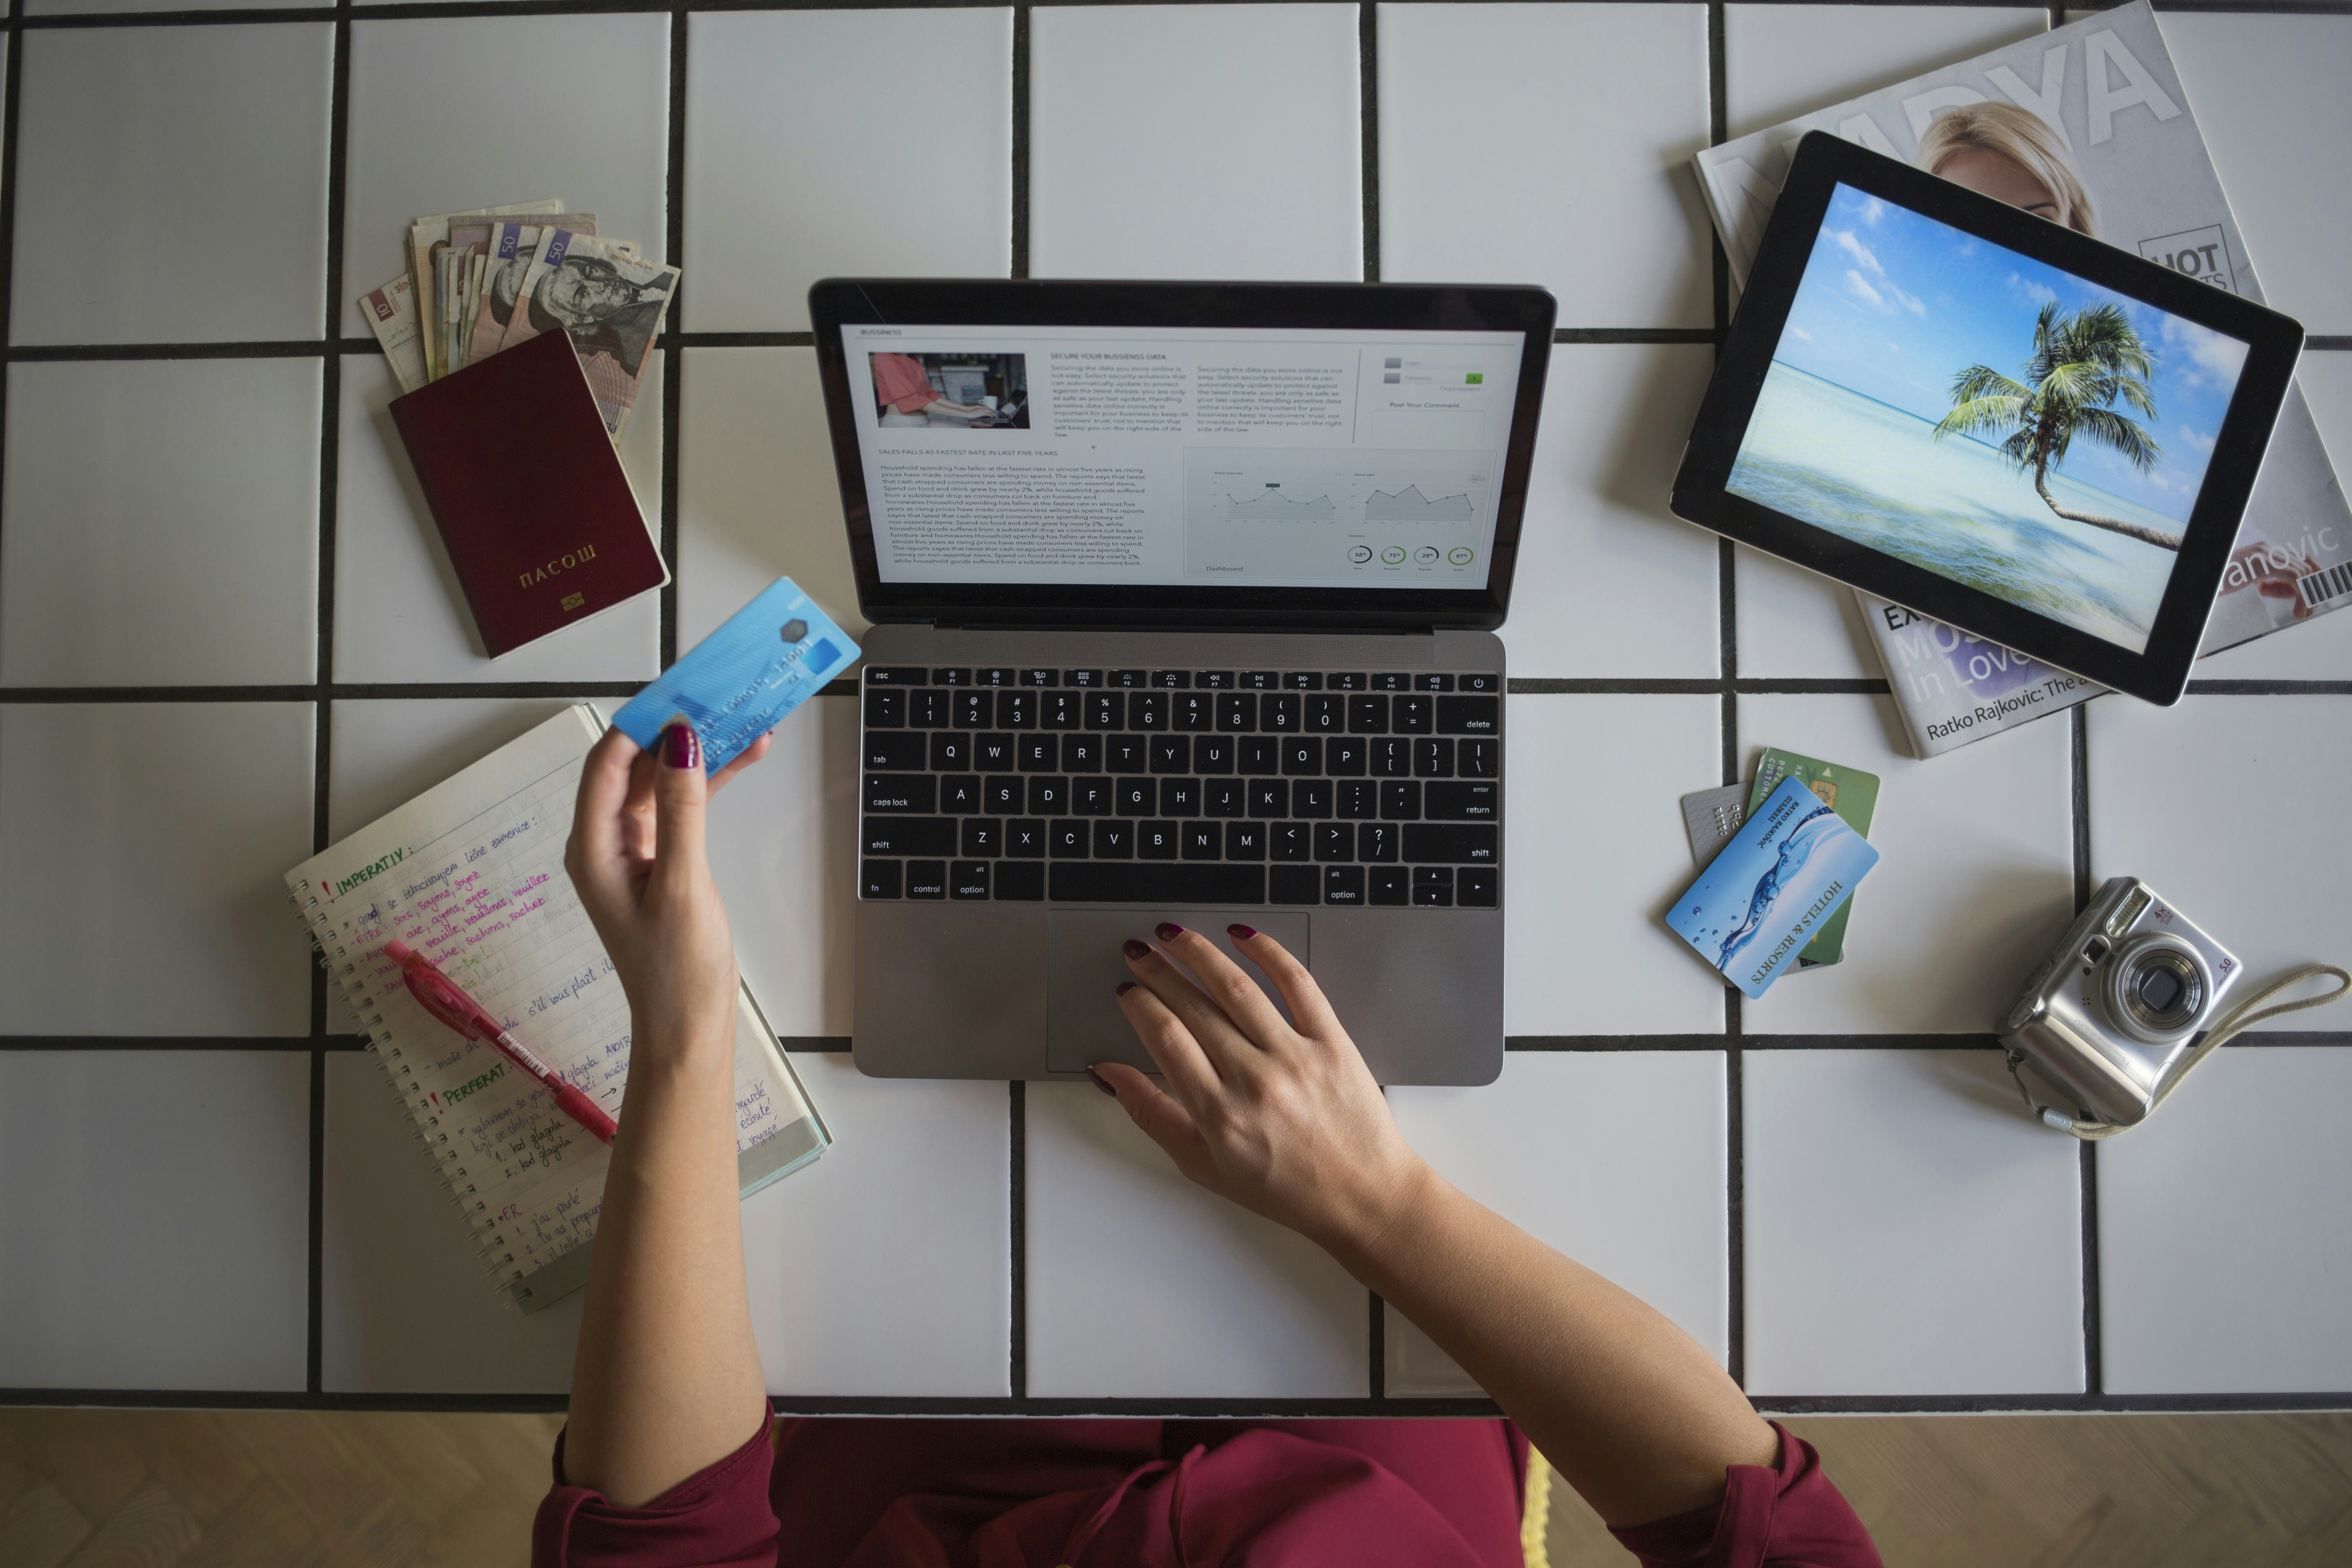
[[285, 703, 828, 1312]]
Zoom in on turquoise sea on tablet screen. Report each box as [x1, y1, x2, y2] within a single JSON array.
[[1725, 185, 2250, 658], [1728, 364, 2182, 652]]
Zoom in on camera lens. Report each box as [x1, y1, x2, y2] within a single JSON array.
[[2137, 966, 2185, 1014], [2115, 945, 2205, 1036]]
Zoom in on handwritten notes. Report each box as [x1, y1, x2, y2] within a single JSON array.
[[287, 706, 806, 1300]]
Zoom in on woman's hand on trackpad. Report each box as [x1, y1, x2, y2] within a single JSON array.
[[1094, 923, 1431, 1256]]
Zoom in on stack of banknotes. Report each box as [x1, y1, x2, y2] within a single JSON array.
[[357, 198, 678, 441]]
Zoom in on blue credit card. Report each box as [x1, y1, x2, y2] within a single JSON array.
[[611, 577, 856, 774], [1665, 775, 1881, 1000]]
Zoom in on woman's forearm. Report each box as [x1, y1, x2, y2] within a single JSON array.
[[561, 1026, 768, 1507], [1328, 1163, 1777, 1529]]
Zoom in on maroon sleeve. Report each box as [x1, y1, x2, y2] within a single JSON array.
[[532, 1419, 779, 1568], [1607, 1424, 1881, 1568]]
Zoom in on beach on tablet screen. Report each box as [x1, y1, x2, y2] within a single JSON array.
[[1726, 183, 2248, 655]]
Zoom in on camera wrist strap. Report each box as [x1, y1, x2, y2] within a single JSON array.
[[2007, 962, 2352, 1140]]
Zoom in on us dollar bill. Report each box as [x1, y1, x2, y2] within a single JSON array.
[[503, 230, 678, 439], [358, 274, 427, 394]]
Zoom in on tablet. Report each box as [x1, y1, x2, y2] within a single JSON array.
[[1672, 132, 2305, 705]]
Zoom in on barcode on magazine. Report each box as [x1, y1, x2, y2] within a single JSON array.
[[2299, 561, 2352, 611]]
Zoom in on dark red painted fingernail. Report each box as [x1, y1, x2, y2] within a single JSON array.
[[661, 722, 701, 771], [1227, 923, 1258, 941], [1115, 980, 1138, 997], [1123, 938, 1151, 960], [1086, 1066, 1117, 1097], [1155, 922, 1185, 942]]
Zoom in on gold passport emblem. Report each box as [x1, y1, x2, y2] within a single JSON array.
[[560, 591, 586, 612]]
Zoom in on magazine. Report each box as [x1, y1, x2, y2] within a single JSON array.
[[1853, 587, 2103, 757], [1694, 0, 2352, 673]]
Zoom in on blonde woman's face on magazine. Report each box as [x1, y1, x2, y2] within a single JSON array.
[[1937, 147, 2062, 223]]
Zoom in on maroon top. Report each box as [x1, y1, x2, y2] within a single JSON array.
[[533, 1415, 1879, 1567]]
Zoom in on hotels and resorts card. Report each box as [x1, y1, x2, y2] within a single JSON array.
[[1668, 776, 1881, 1000], [1745, 749, 1880, 970], [612, 577, 856, 774]]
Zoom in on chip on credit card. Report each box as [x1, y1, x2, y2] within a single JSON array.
[[612, 576, 856, 775]]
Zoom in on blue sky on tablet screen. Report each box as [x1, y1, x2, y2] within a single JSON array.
[[1772, 184, 2246, 523]]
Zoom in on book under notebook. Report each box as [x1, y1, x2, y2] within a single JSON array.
[[285, 703, 827, 1313]]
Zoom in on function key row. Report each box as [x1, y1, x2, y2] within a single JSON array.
[[865, 687, 1500, 738], [865, 666, 1497, 694]]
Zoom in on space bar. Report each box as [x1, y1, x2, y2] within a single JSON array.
[[1049, 865, 1266, 903]]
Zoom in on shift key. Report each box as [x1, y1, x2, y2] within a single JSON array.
[[864, 773, 937, 813], [1402, 822, 1497, 862], [864, 816, 956, 856]]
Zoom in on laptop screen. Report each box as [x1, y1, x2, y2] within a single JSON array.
[[843, 324, 1526, 590], [810, 282, 1555, 630]]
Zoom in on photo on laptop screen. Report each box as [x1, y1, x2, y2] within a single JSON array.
[[1726, 182, 2250, 654], [838, 323, 1527, 592]]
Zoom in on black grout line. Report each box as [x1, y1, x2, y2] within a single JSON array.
[[0, 0, 2345, 31], [0, 325, 1787, 360], [1558, 327, 1718, 344], [2079, 1139, 2102, 1396], [9, 327, 2346, 363], [2183, 680, 2352, 696], [2071, 704, 2093, 913], [0, 0, 21, 675], [1368, 1290, 1385, 1400], [1010, 3, 1028, 281], [1357, 0, 1377, 284], [0, 681, 675, 701], [2069, 701, 2101, 1398], [17, 1384, 2350, 1417], [7, 340, 337, 360], [21, 1029, 2349, 1053], [2, 1035, 372, 1051], [1705, 0, 1745, 1394], [661, 4, 686, 670], [1007, 1079, 1027, 1400], [14, 675, 2352, 703], [671, 330, 815, 348], [307, 0, 354, 1410], [307, 1048, 328, 1394]]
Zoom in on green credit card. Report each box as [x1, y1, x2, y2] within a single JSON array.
[[1745, 748, 1881, 968]]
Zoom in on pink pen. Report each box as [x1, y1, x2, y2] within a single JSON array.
[[382, 939, 619, 1146]]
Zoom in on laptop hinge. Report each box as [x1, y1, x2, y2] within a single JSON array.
[[927, 620, 1434, 636]]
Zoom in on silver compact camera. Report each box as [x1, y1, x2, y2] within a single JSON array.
[[1999, 877, 2241, 1129]]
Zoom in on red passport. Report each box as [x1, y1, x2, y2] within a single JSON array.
[[389, 329, 668, 658]]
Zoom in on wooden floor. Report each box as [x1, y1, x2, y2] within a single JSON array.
[[3, 1407, 2347, 1566]]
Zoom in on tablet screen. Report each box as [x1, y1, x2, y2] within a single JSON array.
[[1727, 182, 2250, 654]]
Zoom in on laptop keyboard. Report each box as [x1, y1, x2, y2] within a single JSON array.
[[859, 666, 1501, 908]]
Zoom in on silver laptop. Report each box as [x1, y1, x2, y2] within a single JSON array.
[[810, 279, 1556, 1083]]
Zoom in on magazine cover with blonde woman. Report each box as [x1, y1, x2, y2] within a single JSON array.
[[1695, 0, 2352, 659]]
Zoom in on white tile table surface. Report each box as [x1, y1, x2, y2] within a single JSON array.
[[2, 0, 2347, 1418]]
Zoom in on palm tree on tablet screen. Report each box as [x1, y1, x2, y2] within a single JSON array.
[[1934, 301, 2179, 551]]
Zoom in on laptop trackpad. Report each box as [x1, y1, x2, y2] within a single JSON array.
[[1045, 910, 1311, 1075]]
